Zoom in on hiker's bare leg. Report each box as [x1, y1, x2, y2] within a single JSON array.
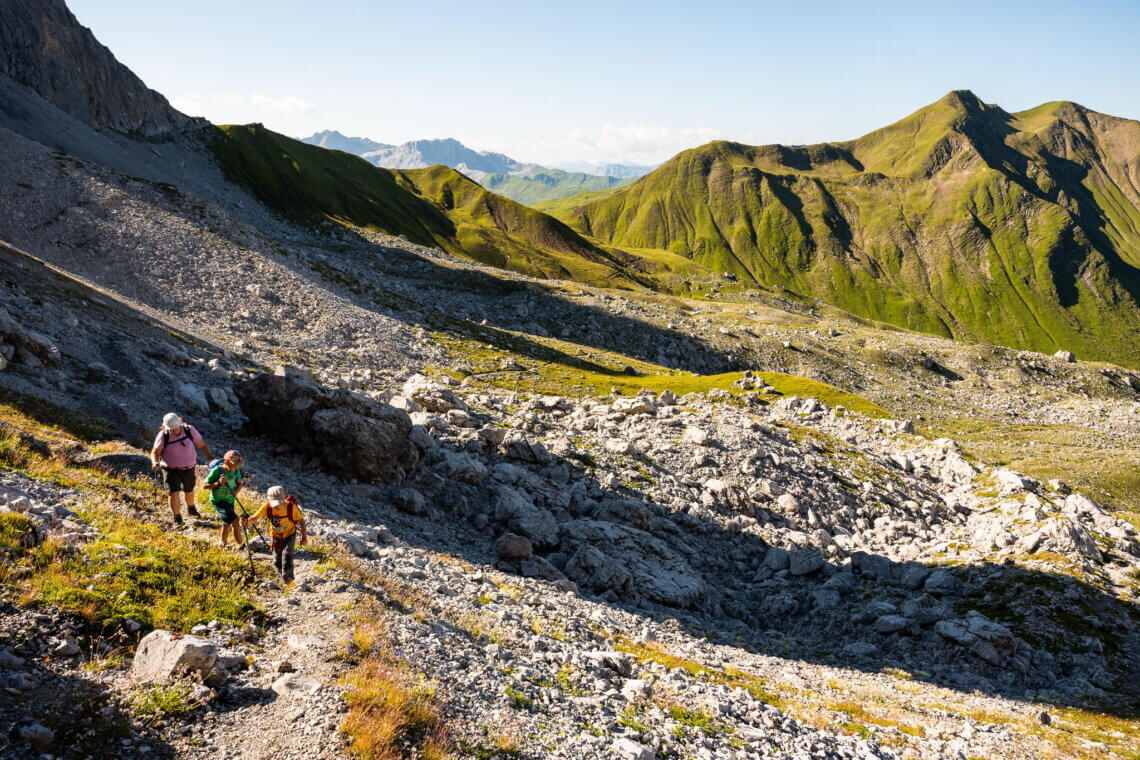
[[221, 523, 231, 545], [168, 492, 182, 517], [233, 522, 245, 546], [185, 488, 197, 514]]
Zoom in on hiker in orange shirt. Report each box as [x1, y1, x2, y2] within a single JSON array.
[[244, 485, 307, 583]]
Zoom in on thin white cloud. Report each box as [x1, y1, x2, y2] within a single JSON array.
[[172, 92, 316, 118], [516, 124, 728, 166], [249, 94, 316, 114]]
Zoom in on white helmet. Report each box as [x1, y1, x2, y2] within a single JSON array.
[[267, 485, 286, 506], [162, 412, 184, 430]]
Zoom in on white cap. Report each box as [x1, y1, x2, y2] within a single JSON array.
[[267, 485, 286, 506], [162, 413, 184, 430]]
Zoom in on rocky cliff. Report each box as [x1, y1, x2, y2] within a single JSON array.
[[0, 0, 190, 135]]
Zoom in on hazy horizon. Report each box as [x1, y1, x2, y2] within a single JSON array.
[[69, 0, 1140, 167]]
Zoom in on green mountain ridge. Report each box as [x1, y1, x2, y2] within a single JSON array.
[[210, 124, 649, 288], [546, 91, 1140, 367], [475, 168, 634, 205]]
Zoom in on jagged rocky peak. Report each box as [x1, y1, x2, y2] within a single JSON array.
[[0, 0, 191, 135]]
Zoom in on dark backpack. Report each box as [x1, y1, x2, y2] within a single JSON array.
[[161, 424, 196, 450]]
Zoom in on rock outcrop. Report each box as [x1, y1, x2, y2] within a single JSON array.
[[560, 518, 706, 607], [235, 372, 420, 482], [131, 630, 218, 683], [0, 0, 191, 135], [0, 306, 58, 367]]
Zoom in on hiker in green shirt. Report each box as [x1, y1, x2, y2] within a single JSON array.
[[204, 450, 246, 547]]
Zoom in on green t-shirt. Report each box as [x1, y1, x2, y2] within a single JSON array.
[[205, 466, 243, 503]]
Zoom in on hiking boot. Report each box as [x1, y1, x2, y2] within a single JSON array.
[[173, 514, 184, 526], [187, 505, 200, 517]]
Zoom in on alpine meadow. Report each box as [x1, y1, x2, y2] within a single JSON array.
[[544, 92, 1140, 368]]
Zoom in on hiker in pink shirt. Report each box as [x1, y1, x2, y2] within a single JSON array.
[[150, 412, 212, 526]]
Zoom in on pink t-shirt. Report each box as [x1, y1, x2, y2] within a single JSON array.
[[154, 425, 203, 469]]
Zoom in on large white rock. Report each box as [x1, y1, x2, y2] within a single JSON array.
[[402, 373, 467, 413], [272, 672, 322, 697], [286, 634, 327, 651], [614, 738, 655, 760], [612, 397, 655, 416], [132, 630, 218, 683], [683, 427, 710, 446], [994, 468, 1028, 495]]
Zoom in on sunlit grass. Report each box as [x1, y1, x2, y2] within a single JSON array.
[[0, 403, 263, 634], [340, 615, 453, 760]]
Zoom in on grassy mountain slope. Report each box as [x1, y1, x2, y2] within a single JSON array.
[[210, 124, 646, 287], [533, 186, 628, 216], [476, 169, 633, 205], [547, 92, 1140, 367]]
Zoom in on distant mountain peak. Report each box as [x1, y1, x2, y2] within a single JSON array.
[[940, 89, 983, 110], [301, 131, 655, 182], [302, 130, 390, 154], [408, 137, 463, 148]]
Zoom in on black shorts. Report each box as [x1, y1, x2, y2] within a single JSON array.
[[163, 468, 196, 493]]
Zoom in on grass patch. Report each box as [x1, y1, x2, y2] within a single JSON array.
[[505, 686, 533, 711], [0, 407, 262, 634], [934, 416, 1140, 512], [131, 681, 197, 720], [83, 652, 129, 672], [553, 665, 587, 697], [953, 703, 1140, 760], [452, 340, 885, 418], [759, 371, 887, 418], [619, 704, 649, 733], [462, 720, 522, 759], [831, 699, 925, 740], [340, 613, 453, 760], [14, 508, 262, 633], [614, 637, 783, 707], [666, 703, 718, 733]]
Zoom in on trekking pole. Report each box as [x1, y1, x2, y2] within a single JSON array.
[[234, 496, 269, 548], [233, 496, 256, 580], [152, 468, 166, 520], [234, 495, 277, 581]]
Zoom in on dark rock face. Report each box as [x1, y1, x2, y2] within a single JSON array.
[[0, 0, 191, 135], [235, 374, 419, 483], [494, 532, 533, 562], [559, 518, 706, 607]]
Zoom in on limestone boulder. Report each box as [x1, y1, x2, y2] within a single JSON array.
[[494, 486, 559, 549], [131, 630, 218, 683], [236, 373, 419, 482], [560, 519, 705, 607]]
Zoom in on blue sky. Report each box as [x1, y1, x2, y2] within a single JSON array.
[[70, 0, 1140, 167]]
